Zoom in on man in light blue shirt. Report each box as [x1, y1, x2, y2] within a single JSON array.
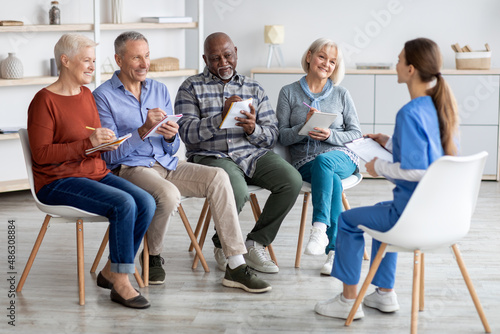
[[93, 31, 271, 293]]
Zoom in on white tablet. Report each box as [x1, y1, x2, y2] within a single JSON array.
[[298, 112, 337, 136]]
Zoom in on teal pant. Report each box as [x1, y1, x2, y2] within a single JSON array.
[[193, 151, 302, 247], [298, 150, 357, 254]]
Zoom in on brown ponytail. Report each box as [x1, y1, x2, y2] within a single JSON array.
[[404, 38, 459, 156]]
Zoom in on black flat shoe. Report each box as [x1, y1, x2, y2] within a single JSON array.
[[110, 288, 150, 309], [97, 271, 113, 289]]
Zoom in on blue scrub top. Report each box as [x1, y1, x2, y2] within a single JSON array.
[[391, 95, 443, 215]]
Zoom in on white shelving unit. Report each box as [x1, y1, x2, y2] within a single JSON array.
[[0, 0, 204, 192]]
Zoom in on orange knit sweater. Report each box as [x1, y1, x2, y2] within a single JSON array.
[[27, 87, 109, 193]]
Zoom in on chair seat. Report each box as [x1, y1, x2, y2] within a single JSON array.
[[300, 173, 363, 193]]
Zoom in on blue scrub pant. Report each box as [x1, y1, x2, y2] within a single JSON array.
[[37, 173, 156, 274], [332, 201, 400, 289], [299, 150, 357, 254]]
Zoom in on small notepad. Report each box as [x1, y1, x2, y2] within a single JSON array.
[[85, 133, 132, 155], [220, 98, 253, 129], [141, 114, 183, 139]]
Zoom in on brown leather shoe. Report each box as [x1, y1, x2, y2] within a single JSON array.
[[110, 288, 150, 309], [97, 271, 113, 289]]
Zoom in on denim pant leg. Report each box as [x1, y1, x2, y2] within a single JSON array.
[[298, 150, 357, 253], [332, 201, 399, 289], [37, 174, 155, 274]]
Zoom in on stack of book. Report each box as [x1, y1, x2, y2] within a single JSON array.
[[141, 17, 193, 23]]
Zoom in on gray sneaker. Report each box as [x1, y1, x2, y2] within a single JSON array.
[[222, 264, 272, 293], [213, 247, 228, 271], [244, 245, 279, 274], [140, 251, 166, 285]]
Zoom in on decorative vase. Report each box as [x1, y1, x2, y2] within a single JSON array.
[[1, 53, 24, 79]]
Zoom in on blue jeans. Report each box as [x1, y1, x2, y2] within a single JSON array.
[[299, 150, 357, 254], [37, 173, 155, 274], [332, 201, 399, 288]]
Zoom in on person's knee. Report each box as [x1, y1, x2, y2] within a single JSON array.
[[153, 184, 181, 214]]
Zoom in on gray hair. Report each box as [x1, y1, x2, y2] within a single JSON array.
[[114, 31, 148, 57], [301, 38, 345, 86], [54, 33, 97, 70]]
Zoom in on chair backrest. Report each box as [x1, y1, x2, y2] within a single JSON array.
[[379, 151, 488, 251], [18, 128, 103, 219], [273, 141, 292, 163]]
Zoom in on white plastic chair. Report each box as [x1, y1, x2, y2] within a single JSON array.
[[17, 128, 144, 305], [273, 143, 367, 267], [345, 152, 491, 333]]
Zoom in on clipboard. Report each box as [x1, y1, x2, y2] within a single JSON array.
[[344, 137, 393, 162], [85, 133, 132, 155], [220, 98, 253, 129], [141, 114, 183, 139], [298, 112, 337, 136]]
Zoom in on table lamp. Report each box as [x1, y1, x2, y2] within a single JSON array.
[[264, 25, 285, 68]]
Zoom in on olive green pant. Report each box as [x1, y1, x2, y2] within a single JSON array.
[[193, 151, 302, 247]]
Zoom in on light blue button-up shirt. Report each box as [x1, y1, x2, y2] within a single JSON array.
[[93, 71, 180, 171]]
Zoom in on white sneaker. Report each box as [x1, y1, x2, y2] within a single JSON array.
[[213, 247, 227, 272], [315, 293, 364, 320], [363, 288, 400, 313], [320, 250, 335, 276], [244, 244, 279, 274], [304, 227, 329, 255]]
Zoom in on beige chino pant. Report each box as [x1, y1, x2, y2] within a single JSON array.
[[118, 161, 246, 257]]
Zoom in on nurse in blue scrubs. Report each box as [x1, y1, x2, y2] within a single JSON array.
[[314, 37, 460, 320]]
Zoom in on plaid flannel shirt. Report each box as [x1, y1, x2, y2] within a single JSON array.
[[175, 67, 277, 177]]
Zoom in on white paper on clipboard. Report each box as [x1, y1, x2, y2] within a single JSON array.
[[344, 137, 393, 162]]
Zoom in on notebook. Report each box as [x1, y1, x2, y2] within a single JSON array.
[[298, 112, 337, 136]]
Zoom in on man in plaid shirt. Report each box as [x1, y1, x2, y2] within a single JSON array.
[[175, 32, 302, 274]]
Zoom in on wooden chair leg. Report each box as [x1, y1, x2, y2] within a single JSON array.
[[17, 214, 51, 292], [178, 204, 210, 273], [249, 193, 278, 266], [76, 219, 85, 306], [295, 191, 310, 268], [342, 192, 369, 261], [411, 250, 422, 334], [193, 208, 212, 269], [189, 199, 210, 252], [452, 244, 491, 333], [91, 226, 109, 273], [346, 243, 387, 326], [143, 232, 149, 286], [419, 252, 425, 311], [134, 267, 145, 288]]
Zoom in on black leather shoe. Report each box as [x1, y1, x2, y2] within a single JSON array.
[[97, 271, 113, 289], [110, 288, 150, 309]]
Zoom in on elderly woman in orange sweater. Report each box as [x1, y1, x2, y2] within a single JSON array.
[[27, 33, 155, 309]]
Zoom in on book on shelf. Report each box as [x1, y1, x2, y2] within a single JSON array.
[[0, 20, 24, 26], [141, 16, 193, 23], [356, 62, 392, 70]]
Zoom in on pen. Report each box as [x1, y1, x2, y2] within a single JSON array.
[[85, 126, 95, 130], [302, 102, 312, 109]]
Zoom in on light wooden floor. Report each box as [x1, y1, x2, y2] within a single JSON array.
[[0, 179, 498, 333]]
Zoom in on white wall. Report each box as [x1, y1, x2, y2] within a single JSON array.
[[203, 0, 500, 76], [1, 0, 500, 128]]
